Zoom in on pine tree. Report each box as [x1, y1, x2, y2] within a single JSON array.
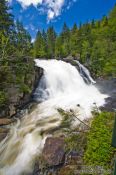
[[102, 16, 108, 27], [61, 23, 70, 57], [55, 35, 63, 58], [34, 31, 46, 58], [46, 26, 56, 58], [15, 21, 31, 55], [108, 4, 116, 41], [0, 0, 13, 33], [91, 19, 95, 28], [70, 23, 79, 57]]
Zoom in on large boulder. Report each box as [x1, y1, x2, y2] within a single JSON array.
[[42, 137, 65, 166]]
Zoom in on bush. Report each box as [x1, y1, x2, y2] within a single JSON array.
[[84, 112, 115, 170]]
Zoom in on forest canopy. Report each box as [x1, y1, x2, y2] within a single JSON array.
[[0, 1, 116, 108], [34, 5, 116, 77]]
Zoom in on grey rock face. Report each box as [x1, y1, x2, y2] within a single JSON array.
[[42, 137, 65, 166]]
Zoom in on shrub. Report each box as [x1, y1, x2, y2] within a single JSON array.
[[84, 112, 115, 170]]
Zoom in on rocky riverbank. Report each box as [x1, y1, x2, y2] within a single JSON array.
[[96, 78, 116, 112], [0, 58, 115, 175], [0, 63, 43, 119], [0, 61, 43, 142]]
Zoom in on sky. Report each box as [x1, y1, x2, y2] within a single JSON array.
[[8, 0, 116, 39]]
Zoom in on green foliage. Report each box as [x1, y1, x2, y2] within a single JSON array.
[[34, 31, 47, 58], [34, 27, 56, 58], [84, 112, 115, 169], [0, 0, 13, 33], [19, 84, 31, 93], [0, 91, 7, 106], [33, 5, 116, 77], [15, 21, 32, 56], [65, 132, 87, 152], [46, 26, 56, 58], [0, 0, 33, 108], [57, 108, 73, 128]]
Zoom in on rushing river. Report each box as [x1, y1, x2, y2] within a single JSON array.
[[0, 60, 107, 175]]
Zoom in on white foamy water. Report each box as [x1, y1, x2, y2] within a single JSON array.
[[76, 60, 96, 84], [34, 59, 107, 116], [0, 59, 107, 175]]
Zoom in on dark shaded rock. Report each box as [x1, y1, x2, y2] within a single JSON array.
[[96, 78, 116, 112], [0, 63, 43, 118], [0, 128, 9, 142], [100, 96, 116, 112], [62, 56, 79, 68], [0, 128, 9, 133], [33, 66, 43, 90], [0, 118, 14, 126], [42, 137, 65, 166], [0, 108, 9, 118], [0, 133, 7, 142]]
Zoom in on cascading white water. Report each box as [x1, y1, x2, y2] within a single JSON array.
[[0, 59, 107, 175], [76, 60, 96, 84], [34, 59, 106, 116]]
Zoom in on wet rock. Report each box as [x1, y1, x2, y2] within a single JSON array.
[[42, 137, 65, 166], [96, 78, 116, 112], [100, 96, 116, 112], [0, 64, 43, 118], [0, 128, 9, 133], [9, 103, 17, 116], [0, 128, 9, 142], [62, 56, 79, 67], [0, 118, 13, 126], [0, 133, 7, 142]]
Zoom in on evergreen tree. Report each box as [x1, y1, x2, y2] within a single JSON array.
[[108, 4, 116, 41], [55, 35, 63, 58], [34, 31, 46, 58], [102, 16, 108, 27], [91, 19, 95, 28], [32, 5, 116, 77], [0, 0, 13, 33], [46, 26, 56, 58], [61, 23, 70, 57], [15, 21, 31, 55], [70, 23, 79, 57]]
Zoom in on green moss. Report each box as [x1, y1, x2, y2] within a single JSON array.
[[0, 91, 7, 106], [65, 133, 87, 152], [84, 112, 115, 170], [19, 84, 31, 94]]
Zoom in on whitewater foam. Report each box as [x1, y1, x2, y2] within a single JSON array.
[[0, 59, 108, 175]]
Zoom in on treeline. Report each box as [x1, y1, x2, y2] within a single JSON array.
[[34, 5, 116, 77], [0, 0, 33, 108], [0, 0, 116, 109]]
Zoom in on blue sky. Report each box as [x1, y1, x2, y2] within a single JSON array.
[[8, 0, 116, 39]]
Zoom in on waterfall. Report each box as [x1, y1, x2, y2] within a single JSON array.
[[76, 60, 96, 84], [0, 59, 107, 175]]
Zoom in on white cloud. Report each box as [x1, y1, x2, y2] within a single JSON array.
[[8, 0, 77, 21], [8, 0, 65, 21], [16, 0, 42, 7], [48, 9, 54, 20], [45, 0, 65, 21]]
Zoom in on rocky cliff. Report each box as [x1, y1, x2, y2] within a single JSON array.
[[0, 60, 43, 118]]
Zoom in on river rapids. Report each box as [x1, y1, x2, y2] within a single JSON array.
[[0, 60, 108, 175]]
